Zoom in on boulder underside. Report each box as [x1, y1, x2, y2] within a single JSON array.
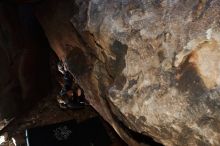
[[2, 0, 220, 146]]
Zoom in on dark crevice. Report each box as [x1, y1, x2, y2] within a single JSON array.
[[105, 98, 164, 146], [116, 119, 164, 146]]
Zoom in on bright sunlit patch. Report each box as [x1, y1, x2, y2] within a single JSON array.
[[12, 137, 17, 146], [0, 135, 6, 144]]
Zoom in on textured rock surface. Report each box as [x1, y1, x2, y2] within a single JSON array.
[[36, 0, 220, 146]]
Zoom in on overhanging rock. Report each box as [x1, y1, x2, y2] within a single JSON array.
[[36, 0, 220, 145]]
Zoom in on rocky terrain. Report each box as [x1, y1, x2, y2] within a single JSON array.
[[1, 0, 220, 146]]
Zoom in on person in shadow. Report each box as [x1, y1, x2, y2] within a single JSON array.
[[57, 61, 87, 109]]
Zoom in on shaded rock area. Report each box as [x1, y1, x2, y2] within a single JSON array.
[[1, 88, 127, 146], [0, 43, 127, 146], [35, 0, 220, 146], [0, 2, 51, 120]]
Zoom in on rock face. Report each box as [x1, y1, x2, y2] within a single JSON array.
[[35, 0, 220, 146], [0, 2, 51, 120], [0, 4, 22, 119]]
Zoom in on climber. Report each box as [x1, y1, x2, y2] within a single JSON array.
[[57, 61, 87, 109], [57, 61, 73, 96]]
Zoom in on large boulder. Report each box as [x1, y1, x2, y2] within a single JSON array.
[[36, 0, 220, 145]]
